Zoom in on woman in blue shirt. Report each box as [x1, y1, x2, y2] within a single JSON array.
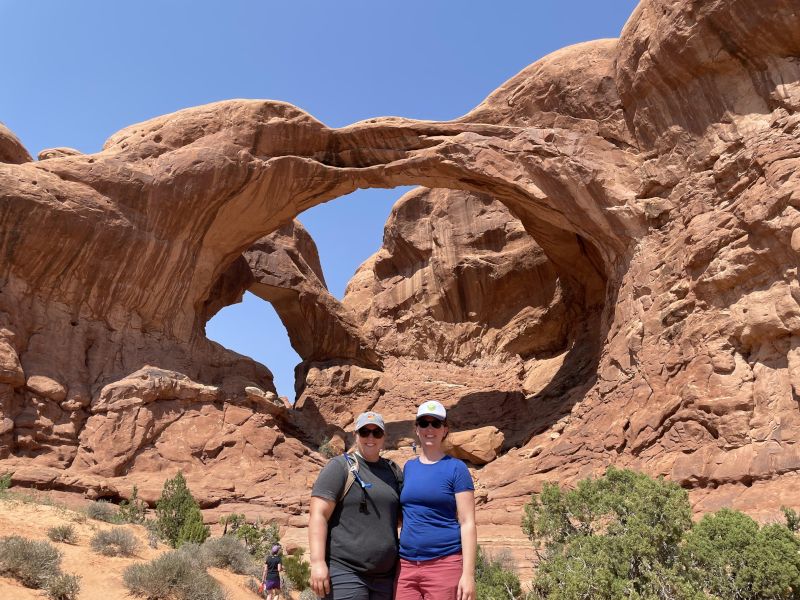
[[396, 400, 476, 600]]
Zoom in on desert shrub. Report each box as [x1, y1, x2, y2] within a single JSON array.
[[523, 467, 800, 600], [90, 527, 139, 557], [177, 504, 210, 546], [155, 472, 209, 547], [245, 576, 261, 595], [143, 517, 161, 548], [298, 588, 318, 600], [783, 505, 800, 533], [46, 572, 81, 600], [123, 548, 225, 600], [201, 535, 256, 574], [0, 472, 12, 493], [47, 524, 77, 545], [476, 546, 521, 600], [0, 535, 62, 588], [118, 485, 147, 524], [318, 437, 338, 458], [283, 548, 311, 591], [682, 508, 800, 599], [221, 513, 280, 558], [86, 499, 117, 523], [523, 467, 698, 599]]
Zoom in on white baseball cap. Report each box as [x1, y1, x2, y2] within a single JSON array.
[[416, 400, 446, 420], [354, 411, 385, 430]]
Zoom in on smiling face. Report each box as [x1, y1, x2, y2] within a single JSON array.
[[415, 417, 448, 450], [356, 425, 385, 461]]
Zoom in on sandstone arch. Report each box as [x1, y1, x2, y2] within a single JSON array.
[[0, 0, 799, 532]]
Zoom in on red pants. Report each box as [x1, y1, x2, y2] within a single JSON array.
[[394, 553, 462, 600]]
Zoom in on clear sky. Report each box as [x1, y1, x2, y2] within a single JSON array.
[[1, 0, 639, 399]]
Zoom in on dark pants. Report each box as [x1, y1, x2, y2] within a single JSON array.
[[323, 564, 394, 600]]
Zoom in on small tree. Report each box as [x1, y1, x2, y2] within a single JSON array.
[[177, 505, 210, 546], [682, 508, 800, 599], [475, 546, 521, 600], [523, 467, 699, 599], [155, 472, 208, 548], [221, 513, 280, 557], [523, 468, 800, 600], [283, 548, 311, 591], [118, 485, 147, 524], [782, 506, 799, 533]]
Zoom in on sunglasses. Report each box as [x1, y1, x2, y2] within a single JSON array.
[[357, 426, 385, 439], [415, 418, 444, 429]]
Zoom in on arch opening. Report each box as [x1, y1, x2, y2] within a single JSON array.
[[201, 175, 612, 459]]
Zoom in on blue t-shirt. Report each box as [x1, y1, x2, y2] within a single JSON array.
[[399, 455, 474, 561]]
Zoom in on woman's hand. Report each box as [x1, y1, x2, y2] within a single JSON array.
[[310, 560, 331, 598], [457, 573, 476, 600], [309, 496, 336, 598]]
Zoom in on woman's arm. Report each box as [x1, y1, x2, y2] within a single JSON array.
[[455, 490, 477, 600], [309, 496, 336, 597]]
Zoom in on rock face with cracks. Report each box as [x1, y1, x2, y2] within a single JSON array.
[[0, 0, 799, 552]]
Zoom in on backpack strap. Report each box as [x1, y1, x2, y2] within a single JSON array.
[[337, 453, 359, 502]]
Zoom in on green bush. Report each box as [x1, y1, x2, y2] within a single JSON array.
[[221, 513, 280, 558], [86, 500, 117, 523], [283, 548, 311, 591], [0, 472, 12, 493], [118, 485, 148, 524], [0, 535, 62, 588], [682, 508, 800, 599], [201, 535, 256, 574], [476, 546, 521, 600], [123, 548, 225, 600], [155, 472, 209, 547], [47, 524, 77, 545], [523, 467, 800, 600], [90, 527, 140, 557], [46, 572, 81, 600], [177, 504, 210, 546], [318, 437, 338, 458], [783, 506, 800, 533]]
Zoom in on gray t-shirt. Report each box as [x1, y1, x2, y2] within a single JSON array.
[[311, 454, 402, 577]]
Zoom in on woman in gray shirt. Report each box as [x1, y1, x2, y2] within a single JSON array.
[[309, 411, 402, 600]]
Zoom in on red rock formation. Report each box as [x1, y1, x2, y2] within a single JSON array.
[[293, 187, 571, 455], [0, 0, 797, 550]]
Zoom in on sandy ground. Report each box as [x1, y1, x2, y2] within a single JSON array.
[[0, 488, 535, 598], [0, 491, 269, 600]]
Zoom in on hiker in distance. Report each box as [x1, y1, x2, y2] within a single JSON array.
[[309, 411, 403, 600], [260, 543, 283, 600], [395, 400, 477, 600]]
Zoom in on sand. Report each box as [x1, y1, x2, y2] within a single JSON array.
[[0, 490, 270, 599]]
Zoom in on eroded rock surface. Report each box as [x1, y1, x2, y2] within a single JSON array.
[[0, 0, 798, 552]]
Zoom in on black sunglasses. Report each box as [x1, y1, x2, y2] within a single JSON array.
[[357, 426, 385, 439], [416, 418, 444, 429]]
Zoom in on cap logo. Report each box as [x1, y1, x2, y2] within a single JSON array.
[[427, 403, 437, 411], [367, 414, 374, 419]]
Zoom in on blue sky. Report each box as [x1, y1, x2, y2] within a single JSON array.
[[1, 0, 639, 398]]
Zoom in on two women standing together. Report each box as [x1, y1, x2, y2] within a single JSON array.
[[308, 401, 477, 600]]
